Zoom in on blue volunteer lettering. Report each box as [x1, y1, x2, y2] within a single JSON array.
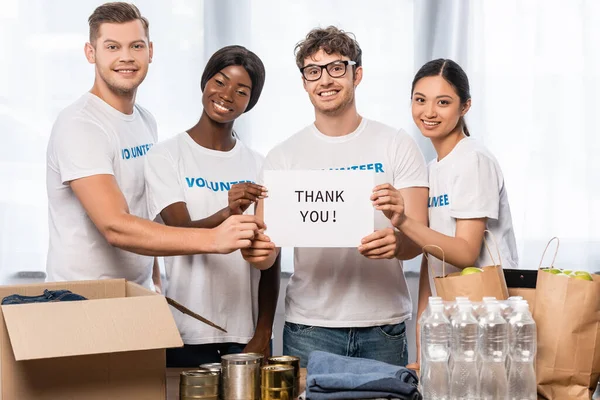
[[428, 194, 449, 208], [185, 177, 255, 192], [121, 143, 153, 160], [327, 162, 385, 173]]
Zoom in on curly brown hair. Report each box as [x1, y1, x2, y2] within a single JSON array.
[[294, 26, 362, 69], [88, 2, 149, 45]]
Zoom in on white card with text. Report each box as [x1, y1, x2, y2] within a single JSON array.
[[263, 170, 375, 247]]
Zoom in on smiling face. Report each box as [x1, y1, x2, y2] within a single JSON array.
[[85, 20, 152, 97], [202, 65, 252, 124], [411, 75, 471, 139], [302, 49, 362, 116]]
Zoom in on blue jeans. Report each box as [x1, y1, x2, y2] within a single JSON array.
[[283, 321, 408, 368]]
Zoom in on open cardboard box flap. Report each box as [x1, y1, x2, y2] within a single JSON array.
[[1, 280, 182, 361]]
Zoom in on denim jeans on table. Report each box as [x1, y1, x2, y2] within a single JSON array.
[[283, 321, 408, 368]]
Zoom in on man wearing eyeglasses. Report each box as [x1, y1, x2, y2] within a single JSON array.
[[242, 26, 429, 367]]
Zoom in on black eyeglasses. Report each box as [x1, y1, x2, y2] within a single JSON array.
[[300, 60, 357, 81]]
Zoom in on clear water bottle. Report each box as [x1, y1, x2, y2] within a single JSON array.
[[502, 296, 523, 319], [507, 301, 537, 400], [420, 297, 443, 325], [479, 302, 508, 400], [475, 297, 497, 319], [449, 298, 472, 373], [420, 297, 443, 385], [450, 297, 471, 321], [450, 302, 479, 400], [421, 302, 451, 400], [504, 298, 526, 373]]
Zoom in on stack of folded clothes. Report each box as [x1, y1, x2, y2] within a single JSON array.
[[304, 351, 422, 400]]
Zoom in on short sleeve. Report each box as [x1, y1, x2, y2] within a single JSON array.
[[144, 147, 186, 221], [449, 152, 500, 220], [52, 118, 115, 184], [392, 129, 429, 189]]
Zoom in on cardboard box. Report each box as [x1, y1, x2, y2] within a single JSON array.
[[0, 279, 183, 399]]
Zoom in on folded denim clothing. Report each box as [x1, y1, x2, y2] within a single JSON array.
[[306, 351, 422, 400], [2, 289, 87, 305]]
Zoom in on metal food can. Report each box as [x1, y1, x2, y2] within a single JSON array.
[[221, 353, 264, 400], [199, 363, 223, 399], [261, 364, 295, 400], [267, 356, 300, 398], [199, 363, 222, 373], [180, 369, 219, 400]]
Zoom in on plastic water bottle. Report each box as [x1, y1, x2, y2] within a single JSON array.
[[503, 298, 525, 373], [419, 297, 443, 325], [450, 302, 479, 400], [421, 302, 451, 400], [507, 301, 537, 400], [450, 297, 471, 320], [502, 296, 523, 319], [448, 298, 471, 373], [479, 302, 508, 400], [419, 297, 443, 379], [475, 297, 497, 319]]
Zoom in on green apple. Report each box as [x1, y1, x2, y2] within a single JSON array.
[[572, 271, 593, 281], [543, 268, 562, 275], [461, 267, 484, 276], [562, 270, 572, 275], [555, 273, 570, 278]]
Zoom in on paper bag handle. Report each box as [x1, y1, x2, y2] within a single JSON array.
[[423, 245, 446, 277], [482, 230, 502, 267], [538, 237, 560, 269]]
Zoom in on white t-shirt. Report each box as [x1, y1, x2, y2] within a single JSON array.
[[427, 137, 518, 277], [144, 132, 263, 344], [263, 118, 429, 328], [46, 93, 157, 287]]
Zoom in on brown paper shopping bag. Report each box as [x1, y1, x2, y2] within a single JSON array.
[[426, 231, 509, 301], [534, 237, 600, 400]]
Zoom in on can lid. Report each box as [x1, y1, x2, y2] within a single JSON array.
[[268, 355, 300, 362], [199, 362, 222, 372], [180, 369, 220, 385], [262, 364, 294, 372], [181, 370, 219, 377], [221, 352, 264, 364], [199, 362, 222, 369]]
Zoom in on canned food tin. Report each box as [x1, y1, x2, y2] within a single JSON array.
[[261, 364, 295, 400], [261, 364, 294, 388], [221, 353, 263, 399], [199, 362, 223, 398], [180, 370, 219, 400], [267, 356, 300, 397]]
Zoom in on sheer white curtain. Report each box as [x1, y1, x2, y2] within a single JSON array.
[[1, 0, 598, 284], [416, 0, 600, 272]]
